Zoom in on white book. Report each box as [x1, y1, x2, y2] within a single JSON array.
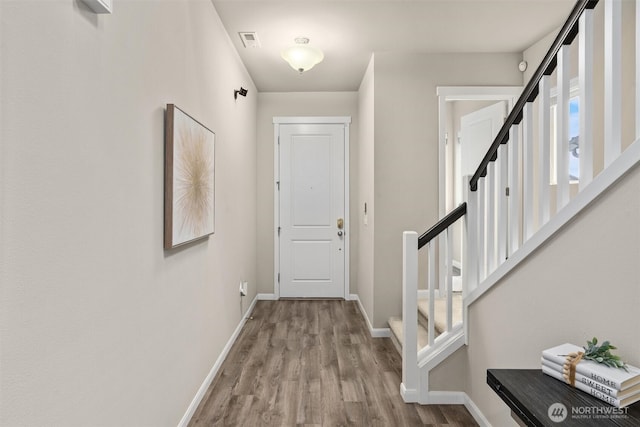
[[542, 365, 640, 408], [541, 358, 640, 399], [542, 343, 640, 391]]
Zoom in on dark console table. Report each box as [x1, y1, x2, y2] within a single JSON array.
[[487, 369, 640, 426]]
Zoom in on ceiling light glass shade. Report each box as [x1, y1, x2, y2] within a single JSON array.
[[281, 41, 324, 73]]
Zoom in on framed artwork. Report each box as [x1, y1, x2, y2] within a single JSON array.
[[164, 104, 215, 249]]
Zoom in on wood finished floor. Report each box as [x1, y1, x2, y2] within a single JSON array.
[[188, 300, 478, 426]]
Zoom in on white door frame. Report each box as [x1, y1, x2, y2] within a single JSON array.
[[437, 87, 522, 220], [436, 87, 522, 290], [273, 116, 351, 299]]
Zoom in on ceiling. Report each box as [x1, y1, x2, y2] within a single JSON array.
[[212, 0, 575, 92]]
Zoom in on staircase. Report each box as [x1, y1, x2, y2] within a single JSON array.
[[392, 0, 640, 409], [388, 293, 462, 353]]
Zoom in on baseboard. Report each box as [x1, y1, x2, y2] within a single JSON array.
[[349, 294, 391, 338], [423, 391, 489, 426], [177, 295, 258, 427], [256, 293, 277, 300], [400, 383, 421, 403], [425, 390, 466, 404], [463, 393, 492, 427]]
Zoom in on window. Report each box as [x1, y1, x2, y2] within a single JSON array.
[[549, 79, 580, 184]]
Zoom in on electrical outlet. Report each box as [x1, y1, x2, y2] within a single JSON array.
[[239, 281, 248, 297]]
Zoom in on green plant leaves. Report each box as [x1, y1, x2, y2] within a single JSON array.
[[583, 337, 628, 371]]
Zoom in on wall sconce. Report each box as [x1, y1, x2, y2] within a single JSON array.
[[281, 37, 324, 74], [234, 87, 248, 100]]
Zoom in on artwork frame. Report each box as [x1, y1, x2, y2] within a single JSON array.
[[164, 104, 215, 249]]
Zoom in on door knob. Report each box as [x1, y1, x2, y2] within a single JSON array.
[[337, 218, 344, 229], [337, 230, 343, 237]]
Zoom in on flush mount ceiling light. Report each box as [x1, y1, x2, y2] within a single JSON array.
[[281, 37, 324, 74]]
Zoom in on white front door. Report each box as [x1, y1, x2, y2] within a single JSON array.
[[277, 121, 348, 298]]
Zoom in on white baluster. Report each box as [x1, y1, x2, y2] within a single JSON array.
[[557, 44, 571, 210], [428, 240, 436, 347], [605, 0, 622, 166], [486, 162, 496, 274], [464, 176, 478, 294], [508, 124, 520, 256], [478, 178, 487, 281], [497, 143, 508, 265], [402, 231, 418, 396], [637, 0, 640, 141], [523, 102, 535, 240], [462, 178, 474, 345], [580, 8, 594, 190], [539, 75, 551, 224], [446, 226, 453, 332], [438, 233, 445, 294]]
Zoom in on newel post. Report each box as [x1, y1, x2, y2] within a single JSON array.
[[401, 231, 419, 402]]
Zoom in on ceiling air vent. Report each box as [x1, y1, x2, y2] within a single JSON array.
[[239, 32, 261, 48]]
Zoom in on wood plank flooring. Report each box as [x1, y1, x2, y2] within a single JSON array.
[[188, 300, 478, 426]]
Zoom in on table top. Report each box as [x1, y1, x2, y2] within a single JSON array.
[[487, 369, 640, 427]]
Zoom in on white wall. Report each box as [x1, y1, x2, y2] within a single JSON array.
[[0, 1, 257, 426], [357, 57, 376, 327], [256, 92, 359, 295], [370, 52, 523, 327]]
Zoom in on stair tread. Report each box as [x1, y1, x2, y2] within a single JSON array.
[[417, 293, 463, 334], [388, 316, 430, 350]]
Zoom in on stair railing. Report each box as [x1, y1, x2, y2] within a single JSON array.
[[401, 202, 466, 401], [402, 0, 640, 403], [467, 0, 604, 287]]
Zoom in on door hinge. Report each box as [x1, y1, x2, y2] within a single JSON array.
[[276, 181, 280, 190], [277, 273, 280, 283], [278, 136, 280, 145], [506, 187, 510, 197], [278, 226, 281, 235]]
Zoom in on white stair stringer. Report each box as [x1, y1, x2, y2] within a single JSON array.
[[398, 324, 466, 404], [390, 286, 468, 404]]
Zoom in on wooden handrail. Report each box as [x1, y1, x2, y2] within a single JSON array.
[[469, 0, 599, 191]]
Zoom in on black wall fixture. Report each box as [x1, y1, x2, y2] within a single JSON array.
[[234, 87, 248, 100]]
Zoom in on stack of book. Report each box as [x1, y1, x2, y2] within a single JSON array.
[[542, 343, 640, 408]]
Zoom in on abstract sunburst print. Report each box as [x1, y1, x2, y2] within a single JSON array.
[[165, 105, 215, 248]]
